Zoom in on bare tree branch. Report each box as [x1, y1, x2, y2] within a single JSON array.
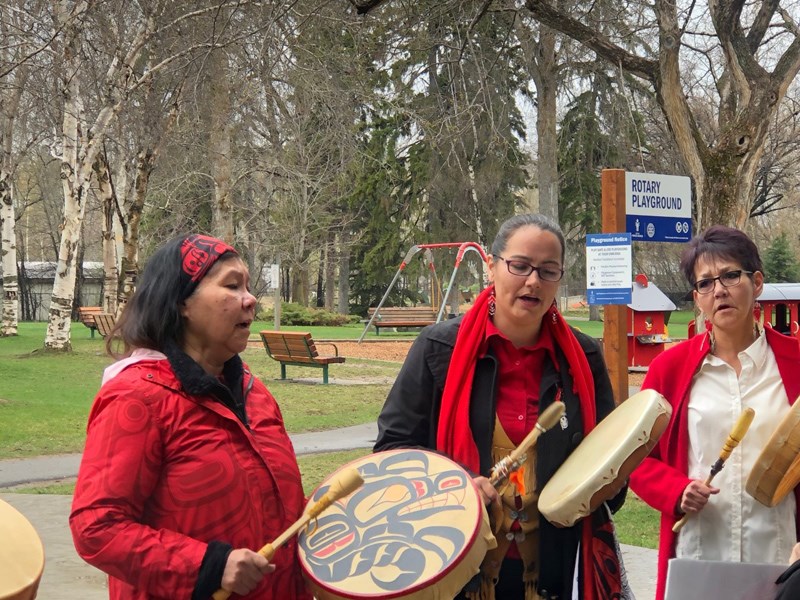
[[347, 0, 388, 15], [524, 0, 658, 81]]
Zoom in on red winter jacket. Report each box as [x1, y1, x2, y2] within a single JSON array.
[[70, 357, 311, 600], [629, 327, 800, 600]]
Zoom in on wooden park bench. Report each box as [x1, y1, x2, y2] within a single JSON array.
[[94, 313, 117, 338], [366, 306, 438, 334], [77, 306, 104, 338], [259, 331, 345, 384]]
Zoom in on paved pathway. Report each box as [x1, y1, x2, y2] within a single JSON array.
[[0, 423, 380, 487], [0, 418, 656, 599]]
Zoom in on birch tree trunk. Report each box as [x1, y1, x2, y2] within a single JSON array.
[[209, 49, 235, 243], [117, 151, 147, 310], [45, 0, 157, 350], [324, 232, 336, 311], [119, 95, 180, 307], [0, 170, 18, 337], [0, 7, 29, 337], [289, 184, 310, 305], [94, 154, 119, 315], [337, 230, 350, 314], [519, 18, 559, 221], [45, 2, 90, 350]]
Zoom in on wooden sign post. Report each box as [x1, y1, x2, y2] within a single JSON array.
[[601, 169, 629, 404]]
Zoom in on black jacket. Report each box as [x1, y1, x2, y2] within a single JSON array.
[[776, 560, 800, 599], [374, 315, 625, 599]]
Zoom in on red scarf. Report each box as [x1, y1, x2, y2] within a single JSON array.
[[436, 284, 596, 459], [436, 284, 610, 600]]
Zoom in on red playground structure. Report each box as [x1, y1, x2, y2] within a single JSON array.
[[359, 242, 489, 343]]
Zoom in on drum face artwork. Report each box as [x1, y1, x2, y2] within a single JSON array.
[[538, 389, 672, 528], [0, 499, 44, 600], [746, 399, 800, 507], [298, 449, 495, 600]]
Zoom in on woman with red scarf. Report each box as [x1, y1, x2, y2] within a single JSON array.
[[629, 226, 800, 600], [375, 214, 628, 600], [70, 235, 311, 600]]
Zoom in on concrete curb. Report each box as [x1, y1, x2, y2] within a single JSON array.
[[0, 423, 380, 489]]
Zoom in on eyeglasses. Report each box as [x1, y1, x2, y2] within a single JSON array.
[[495, 256, 564, 282], [693, 270, 754, 294]]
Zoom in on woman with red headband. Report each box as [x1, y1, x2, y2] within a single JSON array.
[[70, 235, 310, 600], [374, 214, 629, 600]]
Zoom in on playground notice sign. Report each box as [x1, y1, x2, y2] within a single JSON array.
[[586, 233, 632, 305], [625, 172, 692, 242]]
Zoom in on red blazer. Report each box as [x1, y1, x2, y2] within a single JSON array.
[[629, 327, 800, 600]]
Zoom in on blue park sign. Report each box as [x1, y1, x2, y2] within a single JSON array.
[[625, 172, 692, 243]]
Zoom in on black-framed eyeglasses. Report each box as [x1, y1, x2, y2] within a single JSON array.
[[693, 270, 754, 294], [495, 256, 564, 282]]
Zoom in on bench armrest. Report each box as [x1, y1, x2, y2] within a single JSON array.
[[316, 341, 340, 357]]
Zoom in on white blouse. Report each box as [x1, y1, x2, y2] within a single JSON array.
[[676, 331, 796, 564]]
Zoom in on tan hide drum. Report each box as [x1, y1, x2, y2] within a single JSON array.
[[0, 499, 44, 600], [746, 399, 800, 507], [298, 449, 496, 600], [538, 389, 672, 528]]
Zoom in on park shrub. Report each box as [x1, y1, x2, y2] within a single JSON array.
[[257, 303, 359, 326]]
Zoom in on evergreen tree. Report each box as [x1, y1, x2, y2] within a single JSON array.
[[346, 2, 531, 313], [763, 233, 800, 283]]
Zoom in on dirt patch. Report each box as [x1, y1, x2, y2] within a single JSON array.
[[246, 337, 413, 363], [628, 372, 646, 387], [328, 341, 413, 362], [248, 336, 656, 376]]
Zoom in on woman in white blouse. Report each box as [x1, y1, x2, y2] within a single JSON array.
[[629, 225, 800, 600]]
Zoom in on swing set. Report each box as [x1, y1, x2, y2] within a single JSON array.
[[358, 242, 489, 342]]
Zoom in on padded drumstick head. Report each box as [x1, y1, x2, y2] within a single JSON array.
[[325, 468, 364, 501], [720, 407, 755, 460], [537, 401, 566, 432]]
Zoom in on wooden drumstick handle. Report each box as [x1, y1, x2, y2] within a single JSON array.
[[211, 468, 363, 600], [490, 401, 565, 487], [672, 408, 755, 533]]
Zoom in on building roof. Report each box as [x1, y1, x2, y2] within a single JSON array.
[[759, 283, 800, 302], [627, 277, 677, 311], [15, 261, 105, 280]]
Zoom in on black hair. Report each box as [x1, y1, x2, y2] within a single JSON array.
[[490, 213, 566, 264], [680, 225, 764, 285]]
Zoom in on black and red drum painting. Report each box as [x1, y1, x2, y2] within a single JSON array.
[[298, 449, 496, 600]]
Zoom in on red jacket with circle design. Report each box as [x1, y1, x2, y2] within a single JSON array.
[[70, 357, 310, 600]]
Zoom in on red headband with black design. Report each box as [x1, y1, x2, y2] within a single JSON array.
[[179, 234, 237, 299]]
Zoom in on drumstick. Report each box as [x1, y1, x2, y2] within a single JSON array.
[[672, 407, 755, 533], [490, 401, 565, 488], [211, 467, 363, 600]]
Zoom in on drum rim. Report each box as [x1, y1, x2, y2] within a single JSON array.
[[0, 499, 45, 596], [746, 398, 800, 506], [298, 448, 485, 599]]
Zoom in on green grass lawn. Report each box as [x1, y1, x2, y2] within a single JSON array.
[[0, 322, 396, 458]]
